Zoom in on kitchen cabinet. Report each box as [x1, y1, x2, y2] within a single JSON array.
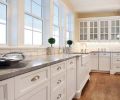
[[0, 57, 80, 100], [17, 82, 50, 100], [89, 52, 99, 70], [66, 58, 76, 100], [50, 62, 66, 100], [0, 78, 14, 100], [75, 56, 90, 99], [15, 67, 50, 99], [79, 16, 120, 41], [111, 53, 120, 69], [110, 53, 120, 74], [99, 53, 110, 71]]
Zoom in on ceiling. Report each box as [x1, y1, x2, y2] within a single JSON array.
[[69, 0, 120, 13]]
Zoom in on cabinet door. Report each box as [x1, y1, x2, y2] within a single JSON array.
[[17, 82, 50, 100], [66, 58, 76, 100], [80, 21, 88, 41], [100, 21, 109, 40], [90, 21, 98, 40], [99, 53, 110, 71], [0, 78, 14, 100], [90, 53, 99, 70]]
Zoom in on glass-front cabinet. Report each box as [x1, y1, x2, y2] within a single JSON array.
[[89, 21, 98, 40], [100, 21, 109, 40], [80, 21, 88, 40], [79, 16, 120, 42]]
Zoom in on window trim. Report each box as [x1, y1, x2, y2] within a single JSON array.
[[0, 1, 7, 45], [24, 0, 43, 46]]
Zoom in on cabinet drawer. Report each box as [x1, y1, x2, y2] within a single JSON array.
[[51, 86, 66, 100], [112, 53, 120, 57], [15, 67, 50, 99], [99, 53, 110, 57], [67, 58, 76, 69], [51, 62, 66, 77], [51, 73, 66, 92]]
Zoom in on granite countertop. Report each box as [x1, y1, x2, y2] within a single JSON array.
[[0, 54, 80, 81]]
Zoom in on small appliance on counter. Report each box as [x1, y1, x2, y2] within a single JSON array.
[[0, 52, 25, 67]]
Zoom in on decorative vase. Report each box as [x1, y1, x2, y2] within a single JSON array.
[[47, 47, 55, 55]]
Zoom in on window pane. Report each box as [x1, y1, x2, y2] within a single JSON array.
[[33, 0, 41, 5], [33, 31, 42, 45], [24, 29, 32, 45], [32, 1, 42, 18], [54, 16, 59, 26], [0, 4, 6, 24], [25, 0, 31, 13], [0, 24, 6, 44], [54, 5, 59, 17], [66, 32, 70, 40], [54, 35, 59, 46], [33, 18, 42, 32], [24, 14, 32, 30], [53, 26, 59, 36]]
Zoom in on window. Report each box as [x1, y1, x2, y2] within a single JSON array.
[[66, 14, 73, 41], [0, 0, 7, 44], [53, 3, 59, 46], [24, 0, 43, 45]]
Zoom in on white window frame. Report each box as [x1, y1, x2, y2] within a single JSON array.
[[0, 0, 7, 45], [24, 0, 43, 46], [53, 2, 60, 47]]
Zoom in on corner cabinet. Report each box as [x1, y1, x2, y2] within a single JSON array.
[[0, 78, 14, 100], [79, 16, 120, 42]]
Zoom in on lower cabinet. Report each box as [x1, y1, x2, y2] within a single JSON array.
[[99, 53, 110, 71], [0, 78, 14, 100], [66, 58, 76, 100], [89, 53, 99, 70], [17, 82, 50, 100], [0, 57, 78, 100]]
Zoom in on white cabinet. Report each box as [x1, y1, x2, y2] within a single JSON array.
[[66, 58, 76, 100], [50, 61, 66, 100], [75, 56, 90, 99], [0, 78, 14, 100], [79, 16, 120, 41], [111, 53, 120, 69], [17, 82, 50, 100], [99, 53, 110, 71], [15, 67, 50, 99], [89, 52, 99, 70]]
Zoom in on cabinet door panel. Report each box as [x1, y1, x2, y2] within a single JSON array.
[[17, 82, 50, 100], [99, 56, 110, 71], [90, 53, 99, 70], [0, 78, 14, 100]]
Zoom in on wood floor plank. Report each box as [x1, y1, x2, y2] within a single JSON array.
[[77, 73, 120, 100]]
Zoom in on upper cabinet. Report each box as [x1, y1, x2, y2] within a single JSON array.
[[79, 16, 120, 42]]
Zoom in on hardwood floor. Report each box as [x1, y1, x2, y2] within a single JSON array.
[[75, 72, 120, 100]]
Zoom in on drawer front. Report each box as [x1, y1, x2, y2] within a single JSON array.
[[51, 62, 66, 77], [15, 67, 50, 99], [67, 58, 76, 69], [90, 53, 98, 56], [99, 53, 110, 57], [51, 73, 66, 92], [51, 86, 66, 100], [112, 53, 120, 57]]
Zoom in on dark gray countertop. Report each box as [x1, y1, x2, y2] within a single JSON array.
[[0, 54, 80, 81]]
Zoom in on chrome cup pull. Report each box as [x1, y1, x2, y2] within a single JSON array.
[[57, 80, 62, 84], [31, 75, 40, 82], [57, 94, 62, 99]]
